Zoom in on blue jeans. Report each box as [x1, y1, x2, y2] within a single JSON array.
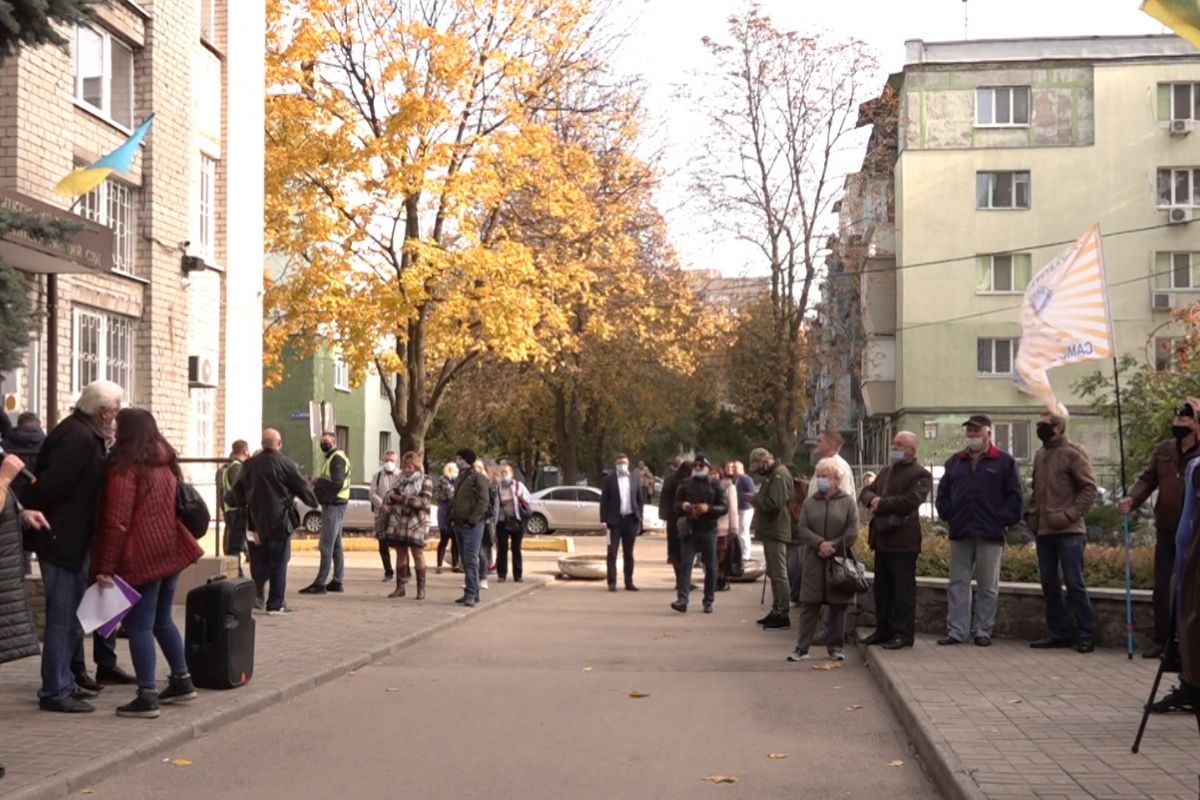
[[456, 523, 484, 600], [316, 503, 346, 584], [1036, 534, 1095, 639], [126, 573, 189, 692], [39, 560, 88, 700]]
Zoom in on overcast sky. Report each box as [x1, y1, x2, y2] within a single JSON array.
[[609, 0, 1166, 276]]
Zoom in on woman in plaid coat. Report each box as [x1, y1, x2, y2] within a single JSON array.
[[383, 452, 434, 600]]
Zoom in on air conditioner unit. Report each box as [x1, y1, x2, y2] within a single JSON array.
[[1168, 207, 1193, 224], [1152, 292, 1175, 311], [187, 355, 218, 387], [1171, 118, 1195, 136]]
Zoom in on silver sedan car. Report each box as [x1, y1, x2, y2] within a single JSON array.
[[524, 486, 664, 535], [295, 483, 376, 533]]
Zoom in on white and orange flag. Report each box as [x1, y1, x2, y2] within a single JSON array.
[[1012, 224, 1114, 417]]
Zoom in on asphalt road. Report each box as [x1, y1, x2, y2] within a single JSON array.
[[81, 557, 939, 800]]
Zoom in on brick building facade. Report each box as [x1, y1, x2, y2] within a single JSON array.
[[0, 0, 264, 474]]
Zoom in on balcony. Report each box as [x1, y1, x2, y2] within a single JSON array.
[[861, 337, 896, 415], [861, 257, 897, 336]]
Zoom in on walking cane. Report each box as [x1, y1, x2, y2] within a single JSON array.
[[761, 563, 768, 605], [1132, 603, 1178, 754]]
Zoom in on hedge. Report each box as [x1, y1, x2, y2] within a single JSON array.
[[852, 533, 1154, 590]]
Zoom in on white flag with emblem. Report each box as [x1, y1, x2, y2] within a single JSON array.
[[1012, 224, 1114, 417]]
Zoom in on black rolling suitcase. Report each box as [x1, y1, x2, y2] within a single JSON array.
[[185, 575, 256, 689]]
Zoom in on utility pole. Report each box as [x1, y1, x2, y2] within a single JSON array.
[[963, 0, 969, 39]]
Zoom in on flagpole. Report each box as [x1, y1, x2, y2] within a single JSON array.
[[1113, 355, 1135, 660]]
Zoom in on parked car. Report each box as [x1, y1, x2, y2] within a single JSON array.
[[524, 485, 665, 535], [294, 483, 375, 533]]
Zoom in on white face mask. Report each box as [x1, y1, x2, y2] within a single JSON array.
[[815, 477, 832, 494], [382, 461, 397, 473], [616, 463, 629, 475], [965, 437, 985, 452]]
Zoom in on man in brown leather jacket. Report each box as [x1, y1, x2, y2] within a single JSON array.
[[1027, 411, 1098, 653], [1119, 402, 1200, 658], [860, 431, 932, 651]]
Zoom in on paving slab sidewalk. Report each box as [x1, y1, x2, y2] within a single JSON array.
[[0, 560, 545, 800], [863, 635, 1200, 800]]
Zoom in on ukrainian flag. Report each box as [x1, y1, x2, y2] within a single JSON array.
[[54, 114, 155, 197], [1143, 0, 1200, 50]]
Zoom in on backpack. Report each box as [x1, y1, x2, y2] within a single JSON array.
[[176, 480, 211, 539]]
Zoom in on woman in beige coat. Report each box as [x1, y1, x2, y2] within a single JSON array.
[[787, 458, 859, 662], [712, 464, 740, 591]]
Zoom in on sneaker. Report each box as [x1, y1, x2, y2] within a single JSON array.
[[254, 597, 265, 611], [702, 601, 713, 614], [158, 675, 197, 705], [39, 695, 95, 713], [266, 605, 294, 616], [670, 601, 687, 613], [974, 636, 992, 647], [786, 649, 810, 662], [382, 573, 394, 583], [497, 577, 507, 583], [1143, 643, 1166, 660], [828, 650, 846, 662], [756, 612, 775, 625], [298, 583, 327, 595], [116, 690, 160, 719], [454, 595, 476, 607], [1076, 638, 1095, 654], [96, 665, 138, 685], [73, 672, 103, 697], [1029, 636, 1072, 649], [762, 614, 790, 630], [325, 581, 344, 593], [936, 636, 963, 646], [479, 580, 489, 590]]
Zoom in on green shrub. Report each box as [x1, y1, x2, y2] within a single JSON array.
[[852, 531, 1153, 590]]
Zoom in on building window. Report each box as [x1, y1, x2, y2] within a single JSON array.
[[1154, 252, 1200, 291], [1157, 167, 1200, 207], [1156, 338, 1181, 372], [77, 180, 136, 274], [335, 425, 350, 455], [198, 153, 217, 260], [200, 0, 217, 42], [993, 421, 1031, 460], [1162, 83, 1200, 122], [379, 431, 392, 456], [73, 26, 134, 128], [333, 356, 349, 392], [189, 387, 215, 457], [977, 337, 1018, 377], [72, 307, 134, 397], [976, 87, 1031, 126], [976, 171, 1030, 210], [923, 421, 937, 440], [379, 374, 390, 398], [977, 253, 1032, 294]]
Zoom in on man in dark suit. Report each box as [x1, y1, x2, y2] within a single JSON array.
[[600, 452, 645, 592]]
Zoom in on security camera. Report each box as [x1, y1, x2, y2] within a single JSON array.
[[180, 240, 192, 250]]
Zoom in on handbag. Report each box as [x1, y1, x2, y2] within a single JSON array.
[[725, 534, 745, 578], [822, 499, 869, 595], [176, 479, 211, 539]]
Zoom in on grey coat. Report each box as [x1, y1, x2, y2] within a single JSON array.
[[794, 491, 859, 606], [0, 493, 39, 665]]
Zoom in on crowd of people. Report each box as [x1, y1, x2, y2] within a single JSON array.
[[1, 380, 1199, 783]]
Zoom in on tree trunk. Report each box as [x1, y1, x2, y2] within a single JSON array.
[[553, 384, 580, 486]]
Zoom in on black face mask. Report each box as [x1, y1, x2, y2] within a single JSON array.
[[1172, 425, 1194, 442], [320, 442, 334, 454], [1035, 423, 1056, 443]]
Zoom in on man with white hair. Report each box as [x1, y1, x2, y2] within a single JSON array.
[[859, 431, 932, 651], [29, 380, 126, 713]]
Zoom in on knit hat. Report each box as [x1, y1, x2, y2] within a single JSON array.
[[456, 448, 478, 465]]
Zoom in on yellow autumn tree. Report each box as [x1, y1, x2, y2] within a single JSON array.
[[265, 0, 640, 455]]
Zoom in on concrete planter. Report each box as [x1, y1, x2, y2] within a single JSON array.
[[558, 554, 618, 580]]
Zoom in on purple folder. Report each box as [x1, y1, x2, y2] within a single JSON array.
[[96, 576, 141, 638]]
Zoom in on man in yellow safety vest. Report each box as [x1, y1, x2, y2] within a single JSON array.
[[300, 432, 351, 595]]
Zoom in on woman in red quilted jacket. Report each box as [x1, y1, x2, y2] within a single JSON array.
[[92, 409, 203, 718]]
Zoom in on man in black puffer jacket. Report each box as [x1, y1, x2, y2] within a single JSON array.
[[672, 454, 728, 615]]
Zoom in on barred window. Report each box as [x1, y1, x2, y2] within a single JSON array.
[[72, 307, 135, 398], [78, 180, 137, 275], [198, 153, 217, 260]]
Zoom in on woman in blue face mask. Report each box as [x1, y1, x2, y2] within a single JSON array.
[[787, 459, 860, 663]]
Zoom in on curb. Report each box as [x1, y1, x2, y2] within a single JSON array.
[[289, 536, 573, 553], [857, 641, 988, 800], [6, 579, 547, 800]]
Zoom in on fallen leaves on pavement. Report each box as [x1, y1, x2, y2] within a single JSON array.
[[170, 759, 192, 767], [628, 691, 650, 699], [702, 774, 739, 783], [887, 760, 904, 768], [846, 704, 864, 711], [385, 688, 400, 693], [767, 753, 789, 760], [812, 661, 843, 671], [1006, 698, 1023, 705], [583, 667, 593, 672]]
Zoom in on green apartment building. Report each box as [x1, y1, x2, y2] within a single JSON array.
[[263, 344, 397, 481], [846, 35, 1200, 487]]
